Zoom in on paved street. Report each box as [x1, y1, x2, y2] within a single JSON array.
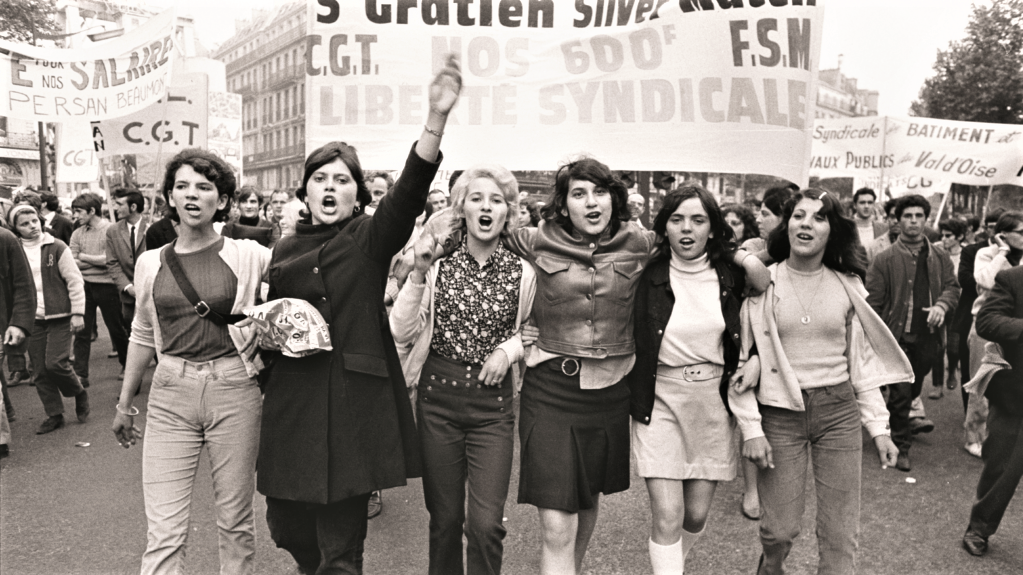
[[2, 323, 1022, 574]]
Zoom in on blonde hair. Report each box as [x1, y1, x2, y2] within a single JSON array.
[[449, 164, 521, 235]]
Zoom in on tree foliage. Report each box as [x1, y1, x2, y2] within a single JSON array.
[[0, 0, 61, 44], [910, 0, 1023, 124]]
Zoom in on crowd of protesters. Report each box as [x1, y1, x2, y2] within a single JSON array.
[[3, 57, 1022, 575]]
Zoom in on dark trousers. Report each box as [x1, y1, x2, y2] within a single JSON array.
[[889, 339, 939, 454], [0, 358, 10, 414], [266, 494, 371, 575], [959, 323, 972, 413], [4, 341, 28, 373], [28, 317, 83, 417], [73, 282, 129, 384], [968, 402, 1023, 538], [418, 353, 515, 575]]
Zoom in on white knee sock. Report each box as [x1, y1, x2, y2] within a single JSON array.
[[681, 525, 705, 560], [649, 538, 684, 575]]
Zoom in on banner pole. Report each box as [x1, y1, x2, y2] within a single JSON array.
[[98, 156, 116, 223], [934, 187, 950, 223]]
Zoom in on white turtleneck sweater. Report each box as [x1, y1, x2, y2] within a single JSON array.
[[20, 233, 47, 319], [658, 251, 726, 367]]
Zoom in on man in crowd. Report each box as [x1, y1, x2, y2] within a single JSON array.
[[852, 187, 887, 249], [427, 188, 448, 214], [866, 194, 960, 472], [0, 225, 36, 457], [954, 210, 1003, 388], [267, 189, 291, 246], [366, 171, 393, 215], [70, 193, 129, 386], [627, 192, 647, 229], [40, 192, 74, 245], [963, 262, 1023, 556], [106, 188, 148, 327], [867, 199, 901, 262]]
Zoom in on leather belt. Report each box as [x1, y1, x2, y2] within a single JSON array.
[[661, 362, 725, 382]]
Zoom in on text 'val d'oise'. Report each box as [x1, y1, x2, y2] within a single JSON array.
[[311, 1, 815, 128], [6, 35, 173, 117]]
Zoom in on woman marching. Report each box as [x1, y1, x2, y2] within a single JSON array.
[[255, 57, 461, 574], [729, 190, 910, 574], [111, 149, 272, 575], [390, 165, 536, 575], [629, 186, 749, 573], [503, 159, 769, 575]]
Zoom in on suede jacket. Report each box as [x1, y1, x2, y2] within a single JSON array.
[[628, 255, 745, 424]]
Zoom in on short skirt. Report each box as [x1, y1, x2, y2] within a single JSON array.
[[517, 358, 631, 513], [632, 367, 737, 481]]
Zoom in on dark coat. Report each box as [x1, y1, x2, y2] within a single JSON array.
[[0, 227, 36, 336], [47, 213, 74, 245], [145, 218, 177, 251], [257, 145, 437, 504], [628, 255, 745, 424], [975, 266, 1023, 416], [953, 239, 998, 334]]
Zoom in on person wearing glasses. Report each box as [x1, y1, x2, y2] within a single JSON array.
[[255, 57, 461, 574]]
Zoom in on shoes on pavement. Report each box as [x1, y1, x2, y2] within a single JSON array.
[[741, 498, 761, 521], [965, 443, 983, 458], [367, 491, 382, 519], [963, 529, 988, 556], [896, 452, 911, 472], [8, 370, 30, 387], [76, 390, 90, 423], [928, 386, 943, 399], [108, 350, 119, 358], [118, 367, 125, 381], [947, 369, 959, 390], [910, 417, 935, 434], [37, 414, 65, 434]]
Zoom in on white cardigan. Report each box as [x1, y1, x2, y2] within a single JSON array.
[[390, 254, 536, 390], [130, 237, 271, 378]]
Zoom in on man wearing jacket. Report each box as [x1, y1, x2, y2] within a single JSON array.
[[0, 226, 37, 457], [105, 188, 148, 326], [866, 195, 960, 472], [965, 265, 1023, 555]]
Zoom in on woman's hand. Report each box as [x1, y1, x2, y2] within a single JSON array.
[[730, 355, 761, 394], [70, 314, 85, 334], [429, 54, 462, 117], [112, 410, 143, 449], [873, 435, 899, 469], [520, 324, 540, 347], [743, 436, 774, 470], [479, 349, 510, 386], [740, 251, 772, 295]]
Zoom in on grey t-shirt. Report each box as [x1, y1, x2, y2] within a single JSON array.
[[154, 238, 238, 361]]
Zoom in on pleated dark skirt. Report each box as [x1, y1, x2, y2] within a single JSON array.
[[517, 358, 631, 513]]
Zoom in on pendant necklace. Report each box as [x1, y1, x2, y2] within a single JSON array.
[[785, 262, 824, 325]]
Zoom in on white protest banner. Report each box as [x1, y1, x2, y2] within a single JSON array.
[[853, 175, 951, 199], [55, 122, 99, 183], [91, 80, 208, 157], [0, 8, 175, 122], [306, 0, 823, 182], [810, 115, 1023, 186], [207, 91, 243, 179]]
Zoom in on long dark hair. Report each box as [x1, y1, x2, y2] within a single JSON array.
[[161, 149, 236, 223], [767, 189, 867, 281], [653, 186, 736, 265], [297, 142, 372, 215], [721, 203, 760, 243], [541, 158, 629, 236]]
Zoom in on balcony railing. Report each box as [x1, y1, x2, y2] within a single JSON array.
[[264, 66, 303, 90], [247, 145, 304, 164]]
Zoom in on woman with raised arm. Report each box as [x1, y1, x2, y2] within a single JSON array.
[[629, 186, 752, 573], [110, 149, 271, 575], [502, 158, 769, 575], [255, 56, 461, 574], [390, 165, 536, 575], [728, 190, 910, 575]]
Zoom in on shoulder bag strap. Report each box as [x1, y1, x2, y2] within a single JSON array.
[[162, 240, 246, 326]]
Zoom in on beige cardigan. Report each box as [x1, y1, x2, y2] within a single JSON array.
[[728, 264, 914, 441]]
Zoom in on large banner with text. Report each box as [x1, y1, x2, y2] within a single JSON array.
[[810, 115, 1023, 187], [306, 0, 823, 182], [0, 9, 176, 122]]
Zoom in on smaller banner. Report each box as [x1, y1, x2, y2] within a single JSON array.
[[0, 9, 176, 122], [55, 122, 98, 183], [91, 79, 208, 157], [206, 91, 243, 179], [853, 175, 951, 199], [811, 115, 1023, 187]]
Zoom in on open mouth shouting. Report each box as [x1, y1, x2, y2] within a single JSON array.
[[320, 195, 338, 215], [584, 210, 603, 225], [678, 237, 696, 248], [477, 214, 494, 230], [182, 203, 202, 217]]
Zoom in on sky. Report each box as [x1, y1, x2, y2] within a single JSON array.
[[165, 0, 987, 118]]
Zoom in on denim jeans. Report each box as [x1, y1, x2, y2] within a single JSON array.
[[140, 354, 262, 575], [265, 494, 371, 575], [73, 281, 129, 383], [418, 353, 515, 575], [757, 381, 862, 575], [28, 317, 83, 417], [968, 401, 1023, 538]]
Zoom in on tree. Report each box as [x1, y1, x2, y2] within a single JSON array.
[[910, 0, 1023, 124], [0, 0, 61, 45]]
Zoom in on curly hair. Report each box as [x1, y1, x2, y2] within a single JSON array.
[[721, 203, 760, 243], [653, 186, 737, 266], [541, 158, 629, 236], [161, 149, 237, 224], [767, 189, 867, 281], [449, 164, 521, 236]]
